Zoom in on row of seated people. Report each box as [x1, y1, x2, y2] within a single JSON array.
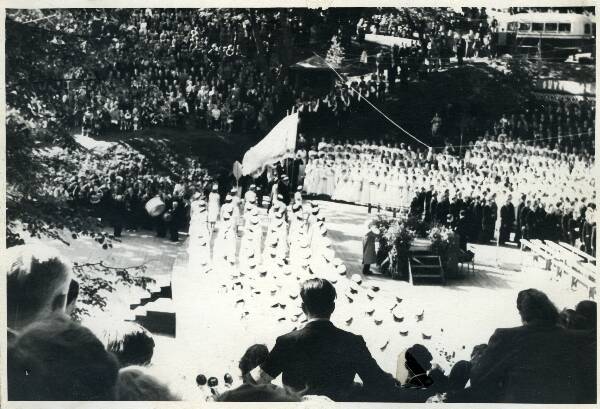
[[297, 132, 595, 254], [6, 245, 596, 402]]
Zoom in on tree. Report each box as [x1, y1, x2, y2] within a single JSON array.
[[325, 35, 346, 67], [6, 15, 153, 319]]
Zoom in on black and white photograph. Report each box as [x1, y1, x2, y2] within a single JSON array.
[[2, 4, 597, 404]]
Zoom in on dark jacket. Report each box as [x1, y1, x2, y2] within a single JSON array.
[[500, 203, 515, 225], [260, 320, 397, 401], [470, 322, 584, 403]]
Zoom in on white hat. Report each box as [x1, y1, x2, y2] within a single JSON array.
[[351, 274, 362, 284], [322, 249, 335, 262], [335, 264, 347, 275]]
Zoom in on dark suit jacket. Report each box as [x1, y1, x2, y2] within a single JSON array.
[[500, 203, 515, 225], [470, 322, 583, 403], [261, 320, 397, 401]]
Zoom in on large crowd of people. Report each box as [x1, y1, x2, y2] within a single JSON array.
[[6, 243, 597, 402], [296, 95, 595, 255], [43, 142, 210, 242], [9, 9, 364, 138], [358, 7, 498, 69], [5, 6, 597, 404]]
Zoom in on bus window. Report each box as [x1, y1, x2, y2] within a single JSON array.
[[558, 23, 571, 33], [584, 24, 591, 34], [519, 22, 531, 31], [507, 22, 518, 31], [532, 23, 544, 32], [544, 23, 558, 32]]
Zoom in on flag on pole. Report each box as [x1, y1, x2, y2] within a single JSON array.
[[241, 112, 299, 176]]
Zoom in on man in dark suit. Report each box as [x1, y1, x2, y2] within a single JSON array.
[[455, 210, 469, 251], [469, 289, 583, 403], [277, 175, 291, 206], [499, 195, 515, 246], [514, 195, 526, 245], [430, 192, 439, 224], [251, 278, 398, 401], [436, 191, 450, 225], [424, 185, 434, 222]]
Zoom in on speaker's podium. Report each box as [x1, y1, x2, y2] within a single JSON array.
[[407, 238, 446, 285]]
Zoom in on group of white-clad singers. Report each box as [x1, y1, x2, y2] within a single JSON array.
[[186, 183, 347, 283]]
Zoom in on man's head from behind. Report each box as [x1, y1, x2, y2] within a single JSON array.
[[8, 314, 119, 400], [6, 245, 73, 330], [300, 278, 336, 319], [516, 288, 559, 325]]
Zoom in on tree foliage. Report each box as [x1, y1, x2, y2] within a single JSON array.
[[6, 15, 153, 318], [71, 261, 155, 320]]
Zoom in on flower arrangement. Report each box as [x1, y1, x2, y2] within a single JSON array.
[[428, 224, 454, 255], [384, 219, 416, 251]]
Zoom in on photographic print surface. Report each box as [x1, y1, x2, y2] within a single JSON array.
[[3, 5, 597, 404]]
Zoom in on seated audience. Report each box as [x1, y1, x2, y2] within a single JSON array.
[[469, 288, 584, 403], [216, 384, 301, 402], [239, 343, 269, 384], [95, 321, 156, 367], [7, 314, 119, 400], [116, 365, 179, 400], [250, 278, 399, 401]]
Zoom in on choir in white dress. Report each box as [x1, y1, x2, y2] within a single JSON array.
[[186, 188, 348, 285], [302, 137, 595, 213]]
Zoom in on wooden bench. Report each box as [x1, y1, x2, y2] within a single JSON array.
[[542, 240, 596, 300], [530, 239, 555, 270], [558, 241, 596, 265]]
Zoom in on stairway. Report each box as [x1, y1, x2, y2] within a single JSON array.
[[126, 278, 175, 336], [408, 255, 446, 285]]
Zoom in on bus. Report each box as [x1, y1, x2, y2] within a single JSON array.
[[501, 12, 595, 61]]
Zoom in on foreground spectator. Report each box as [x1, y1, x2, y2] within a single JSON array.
[[116, 366, 179, 401], [8, 314, 119, 400], [239, 344, 269, 384], [250, 278, 398, 401], [216, 384, 300, 402], [95, 321, 156, 367], [469, 288, 585, 403], [6, 244, 73, 338]]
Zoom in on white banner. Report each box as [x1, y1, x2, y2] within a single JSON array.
[[241, 112, 299, 176]]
